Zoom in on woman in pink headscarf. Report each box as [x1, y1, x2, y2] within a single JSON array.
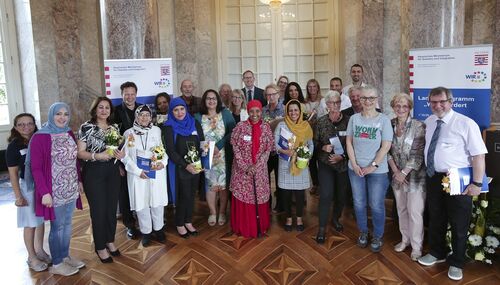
[[230, 100, 274, 238]]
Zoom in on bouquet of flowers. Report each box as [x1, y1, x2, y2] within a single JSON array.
[[446, 194, 500, 265], [295, 144, 312, 169], [104, 126, 123, 155], [150, 144, 166, 169], [184, 144, 202, 172]]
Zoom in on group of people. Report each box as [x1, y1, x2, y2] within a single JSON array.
[[7, 64, 487, 281]]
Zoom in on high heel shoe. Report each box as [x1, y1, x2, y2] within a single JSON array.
[[186, 227, 199, 236], [106, 245, 121, 257], [95, 250, 113, 263], [177, 227, 190, 239]]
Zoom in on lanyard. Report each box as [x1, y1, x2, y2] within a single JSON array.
[[139, 133, 149, 151]]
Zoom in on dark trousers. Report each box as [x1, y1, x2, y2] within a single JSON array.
[[282, 190, 305, 217], [119, 169, 136, 229], [427, 173, 472, 268], [318, 161, 348, 228], [83, 161, 121, 250], [267, 154, 283, 211], [175, 175, 199, 226], [309, 150, 319, 186]]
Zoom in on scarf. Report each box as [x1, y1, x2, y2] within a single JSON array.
[[133, 105, 153, 135], [247, 100, 263, 164], [164, 97, 196, 138], [284, 100, 313, 176]]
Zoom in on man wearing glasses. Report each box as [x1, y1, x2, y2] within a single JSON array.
[[342, 86, 381, 117], [418, 87, 487, 281], [242, 70, 267, 107]]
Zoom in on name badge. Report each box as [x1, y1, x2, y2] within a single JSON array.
[[20, 148, 27, 156], [338, 131, 347, 137], [243, 135, 252, 141]]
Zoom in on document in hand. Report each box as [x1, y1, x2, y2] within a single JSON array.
[[200, 140, 215, 170], [278, 127, 293, 161], [448, 167, 489, 195], [329, 136, 344, 155], [137, 155, 156, 179]]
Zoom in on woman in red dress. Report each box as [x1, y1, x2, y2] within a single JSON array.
[[230, 100, 274, 238]]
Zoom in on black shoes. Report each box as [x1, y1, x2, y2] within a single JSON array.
[[332, 220, 344, 232], [154, 230, 166, 242], [127, 227, 139, 239], [106, 245, 121, 257], [177, 226, 190, 239], [296, 224, 305, 232], [316, 227, 326, 244], [95, 250, 113, 263], [186, 228, 199, 236], [142, 233, 152, 247]]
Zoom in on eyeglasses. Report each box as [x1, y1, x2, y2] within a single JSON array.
[[394, 105, 410, 110], [16, 122, 35, 128], [206, 97, 217, 101], [429, 99, 450, 105], [232, 96, 243, 100], [138, 113, 151, 117], [360, 97, 377, 102], [326, 100, 341, 105], [266, 92, 279, 97]]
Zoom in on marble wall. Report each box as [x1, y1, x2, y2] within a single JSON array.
[[492, 0, 500, 123]]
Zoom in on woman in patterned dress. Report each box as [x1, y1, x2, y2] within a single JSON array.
[[230, 100, 274, 238], [274, 100, 314, 232], [77, 97, 124, 263], [28, 102, 85, 276], [194, 89, 235, 226]]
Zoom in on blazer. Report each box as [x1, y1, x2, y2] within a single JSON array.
[[242, 86, 267, 107], [114, 102, 140, 135]]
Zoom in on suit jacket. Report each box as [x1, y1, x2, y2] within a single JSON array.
[[242, 86, 267, 107]]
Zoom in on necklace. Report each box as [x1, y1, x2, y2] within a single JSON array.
[[139, 133, 149, 150]]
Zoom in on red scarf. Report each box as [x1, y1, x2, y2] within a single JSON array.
[[249, 119, 262, 163]]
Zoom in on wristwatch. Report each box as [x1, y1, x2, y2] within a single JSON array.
[[471, 181, 483, 187], [371, 161, 379, 168]]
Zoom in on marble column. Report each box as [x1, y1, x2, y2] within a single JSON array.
[[464, 0, 496, 45], [30, 0, 103, 129], [174, 0, 217, 97], [492, 0, 500, 123], [158, 0, 177, 93], [409, 0, 465, 48], [102, 0, 160, 59]]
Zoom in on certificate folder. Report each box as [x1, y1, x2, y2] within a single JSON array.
[[448, 167, 489, 195]]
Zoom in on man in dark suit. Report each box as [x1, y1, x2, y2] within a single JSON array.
[[114, 81, 140, 239], [241, 70, 267, 106]]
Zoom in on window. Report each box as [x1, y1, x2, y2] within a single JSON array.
[[217, 0, 339, 93]]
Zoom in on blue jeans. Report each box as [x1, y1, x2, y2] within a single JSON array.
[[348, 169, 389, 239], [49, 201, 75, 265]]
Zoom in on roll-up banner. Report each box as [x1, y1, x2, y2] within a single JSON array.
[[104, 58, 174, 106], [409, 45, 493, 129]]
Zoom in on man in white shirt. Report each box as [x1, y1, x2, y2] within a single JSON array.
[[330, 77, 351, 110], [417, 87, 487, 281]]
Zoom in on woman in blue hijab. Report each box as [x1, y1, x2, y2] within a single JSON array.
[[28, 102, 85, 276], [164, 97, 205, 238]]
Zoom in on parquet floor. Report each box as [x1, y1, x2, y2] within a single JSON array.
[[2, 191, 499, 285]]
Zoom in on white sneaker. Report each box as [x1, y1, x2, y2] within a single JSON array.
[[448, 266, 463, 281], [49, 263, 79, 276], [63, 256, 85, 269]]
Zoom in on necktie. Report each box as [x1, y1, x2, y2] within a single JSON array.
[[426, 119, 443, 177], [247, 90, 252, 102]]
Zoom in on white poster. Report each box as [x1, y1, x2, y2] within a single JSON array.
[[104, 58, 174, 105], [409, 45, 492, 129]]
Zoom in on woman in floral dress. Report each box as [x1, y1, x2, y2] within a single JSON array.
[[230, 100, 274, 238], [194, 89, 235, 226]]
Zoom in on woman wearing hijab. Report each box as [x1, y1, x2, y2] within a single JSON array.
[[77, 97, 123, 263], [28, 102, 85, 276], [230, 100, 274, 238], [122, 105, 169, 246], [274, 100, 314, 232], [165, 98, 205, 238]]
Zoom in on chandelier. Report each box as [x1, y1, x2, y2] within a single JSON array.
[[259, 0, 290, 11]]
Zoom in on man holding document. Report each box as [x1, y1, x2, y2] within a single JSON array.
[[418, 87, 488, 281]]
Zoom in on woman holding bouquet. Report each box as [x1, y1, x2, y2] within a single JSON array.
[[194, 89, 236, 226], [121, 105, 169, 246], [274, 99, 314, 231], [29, 102, 85, 276], [230, 100, 274, 238], [77, 97, 124, 262], [165, 98, 205, 238]]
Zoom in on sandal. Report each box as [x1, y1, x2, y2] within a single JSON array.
[[27, 258, 48, 272], [218, 214, 226, 225], [208, 214, 216, 226]]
